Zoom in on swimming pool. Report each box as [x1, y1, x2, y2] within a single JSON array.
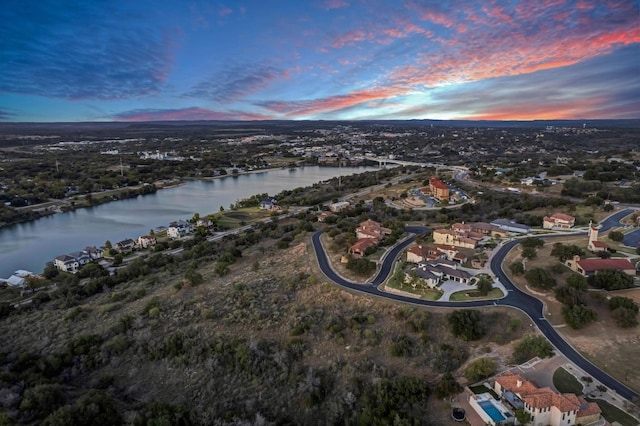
[[479, 400, 506, 422]]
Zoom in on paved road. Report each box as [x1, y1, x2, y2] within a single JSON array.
[[311, 208, 640, 401]]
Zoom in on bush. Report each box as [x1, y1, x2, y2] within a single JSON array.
[[435, 372, 462, 398], [390, 335, 415, 357], [509, 262, 524, 275], [524, 268, 556, 290], [611, 307, 639, 328], [345, 257, 376, 276], [512, 335, 554, 364], [608, 230, 624, 242]]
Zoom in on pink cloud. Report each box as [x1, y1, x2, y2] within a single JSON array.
[[257, 86, 407, 118], [331, 29, 369, 48], [219, 6, 232, 17], [324, 0, 349, 10]]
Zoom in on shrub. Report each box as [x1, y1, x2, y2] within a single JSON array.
[[562, 305, 597, 329], [512, 335, 554, 364], [524, 268, 556, 290], [464, 357, 497, 382]]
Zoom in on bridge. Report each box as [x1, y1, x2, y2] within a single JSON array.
[[353, 156, 467, 172]]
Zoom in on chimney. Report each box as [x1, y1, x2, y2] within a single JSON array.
[[516, 379, 523, 388]]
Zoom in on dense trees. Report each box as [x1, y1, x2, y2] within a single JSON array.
[[587, 270, 634, 290], [447, 310, 486, 341]]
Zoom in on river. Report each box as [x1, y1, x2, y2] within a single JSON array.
[[0, 166, 374, 278]]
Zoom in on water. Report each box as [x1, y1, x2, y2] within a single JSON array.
[[0, 166, 373, 277], [479, 400, 506, 422]]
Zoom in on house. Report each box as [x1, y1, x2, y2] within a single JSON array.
[[54, 251, 91, 273], [356, 219, 391, 240], [137, 235, 157, 249], [317, 211, 336, 222], [491, 218, 532, 234], [586, 222, 608, 253], [543, 213, 575, 229], [329, 201, 350, 212], [565, 256, 636, 277], [259, 197, 277, 210], [429, 176, 450, 201], [115, 239, 136, 254], [406, 244, 443, 263], [433, 229, 477, 249], [493, 371, 601, 426], [196, 217, 214, 228], [1, 270, 34, 288], [469, 222, 510, 238], [83, 246, 104, 260], [167, 220, 194, 239], [409, 259, 473, 288], [349, 238, 379, 257]]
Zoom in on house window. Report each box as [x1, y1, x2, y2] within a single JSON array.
[[563, 413, 565, 420]]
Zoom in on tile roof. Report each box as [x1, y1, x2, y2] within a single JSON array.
[[577, 258, 635, 272]]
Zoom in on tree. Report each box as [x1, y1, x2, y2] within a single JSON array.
[[524, 268, 556, 290], [104, 240, 112, 250], [608, 230, 624, 242], [476, 275, 493, 296], [550, 243, 584, 262], [521, 246, 537, 260], [435, 372, 462, 398], [511, 335, 554, 364], [510, 262, 524, 275], [521, 237, 544, 249], [447, 310, 486, 341], [562, 304, 597, 329], [464, 357, 497, 382], [587, 269, 634, 290], [611, 308, 639, 328], [515, 408, 532, 425], [111, 254, 123, 266], [566, 273, 587, 290], [609, 296, 639, 328], [554, 285, 585, 307]]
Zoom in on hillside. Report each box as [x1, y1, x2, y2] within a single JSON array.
[[0, 229, 532, 425]]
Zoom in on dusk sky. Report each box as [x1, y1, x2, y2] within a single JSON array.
[[1, 0, 639, 122]]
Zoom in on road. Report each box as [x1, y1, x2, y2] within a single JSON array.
[[311, 208, 640, 401]]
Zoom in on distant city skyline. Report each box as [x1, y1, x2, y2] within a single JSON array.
[[1, 0, 639, 122]]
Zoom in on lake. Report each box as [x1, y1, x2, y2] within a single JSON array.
[[0, 166, 374, 278]]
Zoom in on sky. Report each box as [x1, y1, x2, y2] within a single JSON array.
[[0, 0, 639, 122]]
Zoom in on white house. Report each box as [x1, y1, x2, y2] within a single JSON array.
[[167, 220, 194, 239]]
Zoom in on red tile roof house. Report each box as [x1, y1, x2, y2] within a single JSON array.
[[565, 256, 637, 277], [406, 243, 443, 263], [355, 219, 392, 240], [348, 238, 379, 257], [543, 213, 575, 230], [492, 371, 601, 426]]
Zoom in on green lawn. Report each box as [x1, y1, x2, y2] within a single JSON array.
[[552, 367, 583, 395], [586, 398, 640, 426], [469, 385, 500, 400], [449, 287, 504, 301], [384, 280, 442, 301]]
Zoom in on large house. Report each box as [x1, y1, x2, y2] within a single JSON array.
[[565, 256, 636, 277], [115, 238, 136, 254], [167, 220, 194, 239], [433, 229, 477, 249], [137, 235, 157, 249], [543, 213, 575, 230], [407, 259, 472, 288], [493, 372, 601, 426], [349, 219, 391, 257], [54, 251, 91, 273], [429, 176, 450, 201]]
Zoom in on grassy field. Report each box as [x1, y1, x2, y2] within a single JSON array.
[[552, 367, 584, 395], [585, 398, 640, 426]]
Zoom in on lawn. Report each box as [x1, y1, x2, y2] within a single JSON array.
[[552, 367, 583, 395], [585, 398, 640, 426], [384, 280, 442, 301], [449, 288, 504, 301], [469, 385, 500, 400]]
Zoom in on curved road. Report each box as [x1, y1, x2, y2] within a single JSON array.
[[311, 208, 639, 401]]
